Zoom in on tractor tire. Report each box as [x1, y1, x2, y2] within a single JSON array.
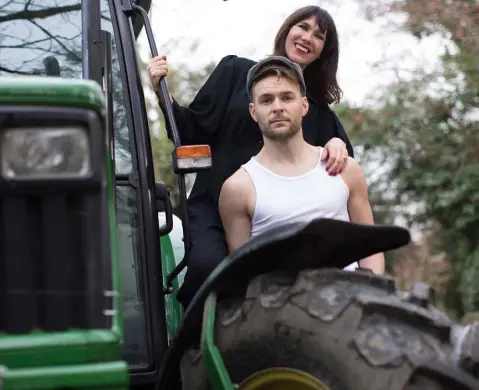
[[180, 268, 479, 390]]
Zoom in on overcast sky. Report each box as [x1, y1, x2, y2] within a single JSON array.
[[138, 0, 449, 106]]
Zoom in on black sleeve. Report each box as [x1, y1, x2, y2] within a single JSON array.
[[331, 110, 354, 158], [162, 55, 239, 146]]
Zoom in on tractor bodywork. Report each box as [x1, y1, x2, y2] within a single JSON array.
[[0, 77, 128, 390]]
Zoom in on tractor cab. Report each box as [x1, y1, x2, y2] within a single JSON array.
[[1, 1, 478, 390]]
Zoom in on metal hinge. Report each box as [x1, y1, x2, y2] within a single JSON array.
[[128, 172, 140, 188], [121, 0, 135, 14], [103, 290, 120, 317]]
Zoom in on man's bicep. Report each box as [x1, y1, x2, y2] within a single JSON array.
[[222, 210, 252, 253], [344, 161, 376, 225], [218, 180, 252, 253], [347, 168, 385, 274], [347, 174, 374, 224]]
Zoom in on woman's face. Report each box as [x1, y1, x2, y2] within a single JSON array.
[[284, 16, 326, 69]]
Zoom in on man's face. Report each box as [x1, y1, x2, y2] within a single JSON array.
[[249, 74, 309, 141]]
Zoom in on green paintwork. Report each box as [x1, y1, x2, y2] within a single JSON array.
[[159, 213, 236, 387], [0, 76, 105, 113], [161, 234, 184, 342], [0, 76, 127, 389], [0, 329, 120, 369], [200, 292, 235, 390], [0, 361, 128, 390], [159, 213, 187, 342]]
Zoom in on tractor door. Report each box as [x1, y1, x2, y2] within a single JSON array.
[[99, 1, 170, 388]]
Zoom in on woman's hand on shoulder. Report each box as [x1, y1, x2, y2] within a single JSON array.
[[321, 137, 349, 176]]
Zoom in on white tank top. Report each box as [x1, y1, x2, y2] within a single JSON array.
[[241, 147, 351, 239], [241, 148, 359, 270]]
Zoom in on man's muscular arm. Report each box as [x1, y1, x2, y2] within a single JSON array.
[[343, 159, 385, 274], [218, 170, 253, 253]]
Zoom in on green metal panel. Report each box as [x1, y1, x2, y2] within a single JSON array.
[[201, 293, 235, 390], [159, 213, 186, 342], [0, 330, 121, 369], [0, 361, 128, 390], [0, 76, 105, 112], [160, 234, 184, 342], [0, 77, 125, 380]]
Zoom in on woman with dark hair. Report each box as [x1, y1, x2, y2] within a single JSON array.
[[272, 5, 342, 105], [148, 5, 354, 309]]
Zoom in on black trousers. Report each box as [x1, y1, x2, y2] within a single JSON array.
[[175, 203, 228, 311]]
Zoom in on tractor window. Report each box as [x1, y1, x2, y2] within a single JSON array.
[[115, 186, 149, 367], [101, 1, 149, 368], [100, 2, 132, 174], [0, 0, 132, 174], [0, 1, 82, 78]]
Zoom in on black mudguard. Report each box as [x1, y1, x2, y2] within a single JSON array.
[[156, 218, 411, 388]]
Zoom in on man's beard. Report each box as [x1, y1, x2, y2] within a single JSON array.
[[260, 118, 301, 141]]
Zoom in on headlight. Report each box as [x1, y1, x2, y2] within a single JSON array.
[[1, 127, 91, 179]]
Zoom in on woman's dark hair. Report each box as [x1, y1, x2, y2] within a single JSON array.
[[273, 5, 342, 105]]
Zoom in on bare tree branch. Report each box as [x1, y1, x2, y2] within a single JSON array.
[[0, 65, 32, 74], [0, 35, 51, 48], [0, 3, 80, 23], [28, 19, 81, 62], [23, 0, 33, 12], [0, 1, 15, 13]]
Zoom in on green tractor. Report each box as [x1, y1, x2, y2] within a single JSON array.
[[0, 1, 478, 389]]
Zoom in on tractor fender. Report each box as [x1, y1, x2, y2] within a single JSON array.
[[157, 218, 411, 388]]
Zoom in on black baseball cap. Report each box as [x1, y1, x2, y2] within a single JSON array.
[[246, 55, 307, 101]]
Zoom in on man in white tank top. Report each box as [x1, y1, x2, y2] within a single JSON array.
[[218, 56, 385, 274]]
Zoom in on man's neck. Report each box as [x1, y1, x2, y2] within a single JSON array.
[[260, 131, 308, 165]]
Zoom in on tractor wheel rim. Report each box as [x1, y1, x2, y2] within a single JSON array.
[[238, 367, 331, 390]]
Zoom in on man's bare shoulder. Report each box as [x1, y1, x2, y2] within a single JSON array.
[[219, 167, 254, 207], [341, 157, 366, 191], [343, 157, 363, 175], [222, 168, 253, 195]]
